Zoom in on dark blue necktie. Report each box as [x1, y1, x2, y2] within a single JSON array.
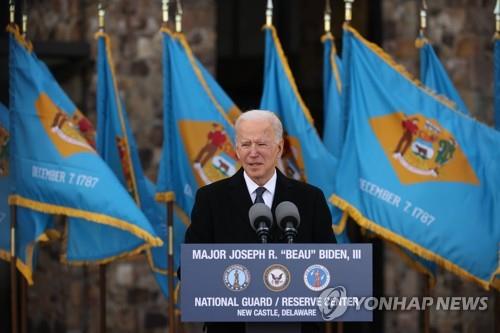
[[254, 187, 266, 204]]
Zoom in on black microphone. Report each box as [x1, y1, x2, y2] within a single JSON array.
[[249, 203, 274, 243], [275, 201, 300, 243]]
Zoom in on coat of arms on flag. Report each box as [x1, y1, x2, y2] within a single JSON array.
[[179, 121, 239, 186], [370, 112, 478, 185], [37, 93, 94, 156], [279, 134, 306, 182]]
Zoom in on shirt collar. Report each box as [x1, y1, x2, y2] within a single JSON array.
[[243, 169, 277, 197]]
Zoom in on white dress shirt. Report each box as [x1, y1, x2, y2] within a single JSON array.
[[243, 170, 277, 208]]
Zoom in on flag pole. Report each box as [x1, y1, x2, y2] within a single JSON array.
[[495, 0, 500, 38], [419, 277, 431, 333], [99, 264, 106, 333], [17, 11, 29, 333], [165, 2, 177, 332], [324, 0, 331, 34], [167, 200, 175, 333], [340, 4, 353, 333], [175, 0, 182, 33], [10, 205, 18, 333], [265, 0, 273, 27], [344, 0, 354, 24], [323, 3, 336, 330], [419, 0, 428, 38], [417, 3, 431, 333], [98, 3, 105, 33], [21, 15, 27, 39], [97, 5, 108, 333], [9, 0, 15, 24], [324, 5, 334, 330], [323, 6, 345, 333], [9, 5, 19, 332], [19, 275, 27, 333], [162, 0, 170, 29]]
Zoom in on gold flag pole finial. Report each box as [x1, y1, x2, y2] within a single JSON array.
[[265, 0, 273, 27], [21, 1, 28, 37], [495, 0, 500, 36], [419, 0, 428, 37], [98, 3, 105, 32], [324, 0, 332, 33], [9, 0, 15, 24], [344, 0, 354, 23], [162, 0, 170, 26], [175, 0, 183, 32], [22, 13, 27, 37]]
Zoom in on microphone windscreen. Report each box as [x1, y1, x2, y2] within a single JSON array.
[[248, 203, 273, 230], [275, 201, 300, 229]]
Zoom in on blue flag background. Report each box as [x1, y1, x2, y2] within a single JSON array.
[[333, 25, 500, 289], [198, 59, 241, 124], [495, 37, 500, 130], [322, 33, 345, 160], [321, 33, 351, 244], [417, 38, 469, 115]]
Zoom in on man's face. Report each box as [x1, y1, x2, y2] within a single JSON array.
[[236, 118, 283, 186]]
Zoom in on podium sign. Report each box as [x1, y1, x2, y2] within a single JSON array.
[[181, 244, 372, 322]]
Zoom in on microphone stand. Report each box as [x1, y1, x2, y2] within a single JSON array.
[[283, 222, 298, 244], [256, 222, 269, 243]]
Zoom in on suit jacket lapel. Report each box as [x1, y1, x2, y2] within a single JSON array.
[[228, 168, 253, 225], [271, 169, 293, 242], [272, 169, 292, 210]]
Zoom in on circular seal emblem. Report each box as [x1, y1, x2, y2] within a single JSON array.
[[223, 264, 250, 291], [263, 264, 291, 292], [304, 264, 330, 291]]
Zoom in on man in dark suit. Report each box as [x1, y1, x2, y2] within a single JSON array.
[[185, 110, 336, 333]]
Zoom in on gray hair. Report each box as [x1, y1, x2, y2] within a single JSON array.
[[235, 109, 283, 143]]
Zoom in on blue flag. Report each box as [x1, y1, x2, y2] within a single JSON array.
[[260, 25, 347, 241], [96, 31, 182, 297], [156, 28, 240, 296], [495, 37, 500, 130], [8, 24, 161, 270], [417, 38, 469, 115], [322, 33, 345, 159], [198, 59, 241, 124], [0, 101, 56, 285], [333, 25, 500, 289], [328, 34, 436, 276], [321, 33, 351, 244]]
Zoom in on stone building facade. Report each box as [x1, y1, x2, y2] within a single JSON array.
[[13, 0, 498, 332]]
